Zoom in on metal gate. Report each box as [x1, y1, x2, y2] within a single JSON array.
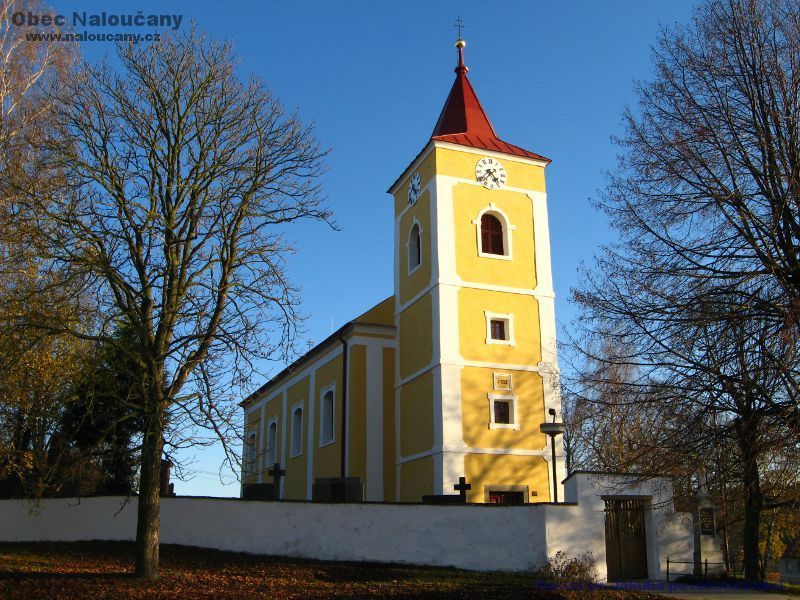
[[604, 498, 648, 581]]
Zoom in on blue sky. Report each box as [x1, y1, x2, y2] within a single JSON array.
[[49, 0, 699, 496]]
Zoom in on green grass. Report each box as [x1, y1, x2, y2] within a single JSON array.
[[0, 541, 672, 599]]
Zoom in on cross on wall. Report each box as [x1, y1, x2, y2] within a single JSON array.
[[268, 462, 285, 500], [453, 476, 472, 502]]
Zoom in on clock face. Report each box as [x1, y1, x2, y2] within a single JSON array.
[[407, 172, 421, 205], [475, 157, 507, 190]]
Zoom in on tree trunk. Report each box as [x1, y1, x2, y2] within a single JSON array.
[[737, 412, 763, 582], [134, 404, 164, 580]]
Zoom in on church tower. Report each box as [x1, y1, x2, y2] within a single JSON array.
[[388, 39, 564, 503]]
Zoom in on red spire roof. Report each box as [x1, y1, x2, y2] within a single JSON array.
[[430, 41, 550, 163]]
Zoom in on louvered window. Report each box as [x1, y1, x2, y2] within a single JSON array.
[[480, 213, 504, 255], [490, 319, 506, 341]]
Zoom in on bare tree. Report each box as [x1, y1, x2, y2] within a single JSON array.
[[604, 0, 800, 331], [568, 2, 800, 579], [14, 31, 329, 579], [569, 255, 799, 580]]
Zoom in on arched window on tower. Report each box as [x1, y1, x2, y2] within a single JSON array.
[[480, 213, 505, 256], [408, 222, 422, 273]]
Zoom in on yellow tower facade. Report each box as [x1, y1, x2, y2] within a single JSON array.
[[389, 40, 564, 503], [241, 40, 563, 505]]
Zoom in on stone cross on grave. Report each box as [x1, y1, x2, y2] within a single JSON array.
[[268, 462, 285, 500], [453, 476, 471, 502]]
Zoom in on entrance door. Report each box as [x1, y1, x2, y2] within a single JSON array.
[[488, 491, 525, 505], [604, 498, 648, 580]]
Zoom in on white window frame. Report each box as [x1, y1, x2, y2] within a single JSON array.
[[488, 393, 519, 430], [472, 203, 515, 260], [265, 417, 278, 467], [406, 218, 423, 275], [289, 402, 304, 458], [485, 310, 515, 346], [319, 383, 336, 447], [244, 430, 257, 474]]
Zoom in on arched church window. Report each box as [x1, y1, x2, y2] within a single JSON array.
[[244, 430, 257, 473], [266, 420, 278, 466], [481, 213, 505, 255], [408, 223, 422, 272], [290, 405, 303, 457], [320, 388, 335, 446]]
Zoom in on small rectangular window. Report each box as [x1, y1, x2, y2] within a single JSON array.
[[488, 393, 519, 430], [485, 312, 515, 346], [490, 319, 506, 340], [493, 400, 511, 424]]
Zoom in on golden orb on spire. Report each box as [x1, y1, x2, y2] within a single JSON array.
[[455, 38, 466, 49]]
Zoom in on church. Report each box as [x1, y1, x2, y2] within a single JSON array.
[[240, 38, 564, 504]]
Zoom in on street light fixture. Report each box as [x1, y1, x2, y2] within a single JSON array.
[[540, 407, 565, 503]]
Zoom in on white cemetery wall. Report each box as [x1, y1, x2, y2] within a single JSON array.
[[0, 496, 549, 572], [0, 474, 696, 577]]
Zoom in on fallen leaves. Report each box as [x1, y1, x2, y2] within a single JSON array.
[[0, 541, 669, 599]]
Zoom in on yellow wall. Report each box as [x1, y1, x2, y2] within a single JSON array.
[[432, 146, 546, 193], [460, 366, 547, 450], [398, 189, 432, 305], [313, 354, 343, 480], [393, 149, 438, 216], [399, 371, 434, 457], [399, 456, 434, 502], [348, 345, 367, 481], [382, 347, 396, 502], [464, 453, 550, 503], [284, 377, 309, 500], [355, 296, 394, 326], [398, 293, 432, 379], [452, 184, 537, 289], [458, 288, 541, 365]]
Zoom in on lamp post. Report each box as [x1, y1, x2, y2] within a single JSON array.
[[540, 408, 565, 503]]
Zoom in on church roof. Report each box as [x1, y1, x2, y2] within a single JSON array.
[[430, 40, 550, 163]]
